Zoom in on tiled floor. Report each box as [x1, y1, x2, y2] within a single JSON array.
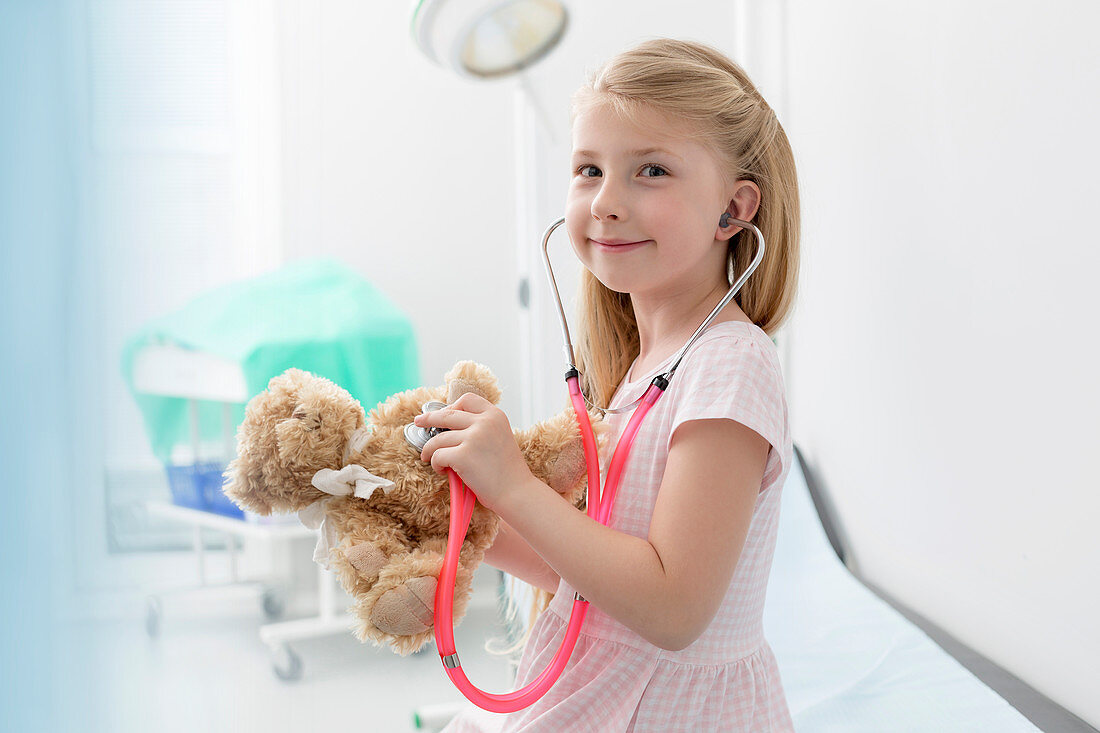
[[62, 565, 519, 733]]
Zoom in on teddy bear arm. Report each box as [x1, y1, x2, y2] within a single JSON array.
[[329, 508, 417, 587], [516, 415, 590, 501]]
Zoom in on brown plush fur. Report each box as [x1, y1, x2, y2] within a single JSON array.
[[223, 360, 607, 655]]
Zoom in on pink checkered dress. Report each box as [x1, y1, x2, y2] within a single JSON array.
[[445, 320, 796, 732]]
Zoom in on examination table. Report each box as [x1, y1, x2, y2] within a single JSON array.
[[763, 447, 1058, 731]]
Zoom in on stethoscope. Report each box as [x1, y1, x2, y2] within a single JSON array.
[[413, 215, 766, 713]]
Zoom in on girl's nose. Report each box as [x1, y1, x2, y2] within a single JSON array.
[[589, 197, 624, 220], [591, 185, 625, 221]]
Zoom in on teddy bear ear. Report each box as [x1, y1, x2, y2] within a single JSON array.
[[443, 360, 502, 405]]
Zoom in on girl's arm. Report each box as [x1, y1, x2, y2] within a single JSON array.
[[497, 417, 769, 652], [482, 518, 562, 594]]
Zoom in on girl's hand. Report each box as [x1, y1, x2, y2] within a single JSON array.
[[414, 393, 533, 514]]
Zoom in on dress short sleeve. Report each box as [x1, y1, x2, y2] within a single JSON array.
[[665, 331, 790, 493]]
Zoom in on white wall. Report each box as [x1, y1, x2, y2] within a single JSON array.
[[276, 0, 523, 411], [780, 0, 1100, 725]]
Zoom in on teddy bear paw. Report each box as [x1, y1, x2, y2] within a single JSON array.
[[370, 576, 437, 636], [345, 541, 387, 582]]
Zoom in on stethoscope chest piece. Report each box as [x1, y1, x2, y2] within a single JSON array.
[[404, 400, 450, 453]]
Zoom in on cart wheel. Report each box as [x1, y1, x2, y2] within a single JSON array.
[[145, 596, 162, 638], [271, 644, 302, 682], [261, 588, 285, 620]]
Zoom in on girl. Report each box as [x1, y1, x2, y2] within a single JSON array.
[[422, 37, 800, 732]]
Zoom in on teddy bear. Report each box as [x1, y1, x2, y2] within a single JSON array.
[[222, 360, 606, 656]]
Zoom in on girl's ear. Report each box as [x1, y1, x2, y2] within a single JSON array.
[[717, 180, 762, 239]]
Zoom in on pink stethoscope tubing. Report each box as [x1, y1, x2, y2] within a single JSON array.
[[432, 375, 666, 713]]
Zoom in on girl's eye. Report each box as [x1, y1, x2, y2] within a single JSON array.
[[575, 164, 669, 178]]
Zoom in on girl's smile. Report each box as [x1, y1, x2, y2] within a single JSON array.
[[591, 238, 652, 252]]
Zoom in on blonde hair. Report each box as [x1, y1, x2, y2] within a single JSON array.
[[490, 37, 801, 662]]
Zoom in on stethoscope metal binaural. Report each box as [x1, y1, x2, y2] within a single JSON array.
[[428, 215, 766, 713], [540, 216, 768, 413]]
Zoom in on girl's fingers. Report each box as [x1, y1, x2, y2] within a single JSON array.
[[427, 444, 459, 474], [450, 392, 493, 413], [421, 429, 461, 464], [415, 407, 474, 429]]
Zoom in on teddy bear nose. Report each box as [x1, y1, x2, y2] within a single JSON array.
[[404, 400, 450, 454]]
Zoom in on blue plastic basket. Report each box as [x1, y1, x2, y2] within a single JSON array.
[[165, 461, 243, 519], [165, 463, 206, 510]]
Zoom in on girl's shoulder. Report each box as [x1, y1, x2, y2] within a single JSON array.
[[684, 319, 775, 359], [666, 320, 791, 483], [672, 320, 785, 396], [622, 320, 774, 388]]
